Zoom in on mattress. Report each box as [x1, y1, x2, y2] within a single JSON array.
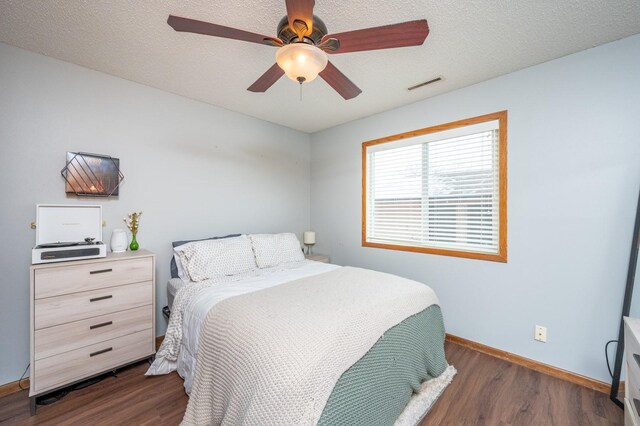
[[167, 278, 185, 310]]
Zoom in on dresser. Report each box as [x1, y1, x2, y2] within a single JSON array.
[[29, 250, 156, 414], [625, 317, 640, 425]]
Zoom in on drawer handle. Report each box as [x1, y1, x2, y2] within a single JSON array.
[[634, 353, 640, 370], [90, 268, 113, 275], [90, 347, 113, 357], [89, 321, 113, 330], [634, 398, 640, 417], [90, 295, 113, 302]]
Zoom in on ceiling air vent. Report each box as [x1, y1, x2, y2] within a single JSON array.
[[408, 76, 443, 91]]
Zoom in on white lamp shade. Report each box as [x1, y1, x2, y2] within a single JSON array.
[[275, 44, 328, 83], [303, 231, 316, 245]]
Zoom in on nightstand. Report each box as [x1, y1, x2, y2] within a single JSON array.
[[305, 253, 330, 263]]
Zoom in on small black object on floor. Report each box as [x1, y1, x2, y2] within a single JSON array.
[[35, 371, 116, 406]]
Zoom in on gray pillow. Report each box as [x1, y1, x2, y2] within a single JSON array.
[[170, 234, 241, 279]]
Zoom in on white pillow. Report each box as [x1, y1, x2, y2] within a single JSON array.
[[172, 253, 189, 283], [174, 235, 257, 282], [249, 233, 305, 268]]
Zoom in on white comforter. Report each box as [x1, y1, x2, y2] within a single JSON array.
[[147, 260, 339, 392], [182, 266, 440, 425]]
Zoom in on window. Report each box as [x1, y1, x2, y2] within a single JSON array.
[[362, 111, 507, 262]]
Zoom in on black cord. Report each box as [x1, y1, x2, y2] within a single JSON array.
[[18, 363, 30, 390], [605, 339, 618, 378]]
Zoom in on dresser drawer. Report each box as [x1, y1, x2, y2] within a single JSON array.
[[33, 329, 153, 394], [628, 360, 640, 415], [35, 281, 152, 329], [626, 397, 640, 426], [628, 325, 640, 364], [630, 351, 640, 381], [34, 257, 153, 299], [35, 305, 152, 360], [624, 331, 640, 370]]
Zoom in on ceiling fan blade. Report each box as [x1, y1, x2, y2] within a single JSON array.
[[317, 38, 340, 52], [168, 15, 282, 47], [319, 62, 362, 100], [285, 0, 315, 36], [247, 64, 285, 93], [322, 20, 429, 54]]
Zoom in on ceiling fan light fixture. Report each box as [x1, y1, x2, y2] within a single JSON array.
[[275, 43, 328, 83]]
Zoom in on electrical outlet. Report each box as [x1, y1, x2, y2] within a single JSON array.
[[534, 325, 547, 343]]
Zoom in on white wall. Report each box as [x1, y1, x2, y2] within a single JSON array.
[[310, 34, 640, 382], [0, 43, 311, 385]]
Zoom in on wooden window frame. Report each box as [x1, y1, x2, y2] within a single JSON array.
[[361, 111, 508, 262]]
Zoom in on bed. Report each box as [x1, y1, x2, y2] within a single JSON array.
[[148, 233, 454, 425]]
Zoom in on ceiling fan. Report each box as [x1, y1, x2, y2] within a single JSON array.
[[167, 1, 429, 100]]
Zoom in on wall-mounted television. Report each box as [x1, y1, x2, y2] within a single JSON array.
[[61, 152, 123, 197]]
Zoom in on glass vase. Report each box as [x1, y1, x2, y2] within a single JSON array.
[[129, 232, 139, 251]]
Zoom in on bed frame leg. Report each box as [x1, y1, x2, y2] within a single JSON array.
[[30, 396, 36, 416]]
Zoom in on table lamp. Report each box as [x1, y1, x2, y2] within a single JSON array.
[[303, 231, 316, 254]]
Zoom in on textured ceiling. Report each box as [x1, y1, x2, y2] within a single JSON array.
[[1, 1, 639, 133]]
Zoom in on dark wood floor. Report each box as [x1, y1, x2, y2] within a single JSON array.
[[0, 341, 623, 425]]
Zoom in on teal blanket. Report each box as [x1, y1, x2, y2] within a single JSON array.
[[318, 305, 448, 426]]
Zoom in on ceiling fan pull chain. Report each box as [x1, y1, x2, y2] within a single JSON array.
[[297, 76, 305, 101]]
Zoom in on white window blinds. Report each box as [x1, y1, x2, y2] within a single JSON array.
[[364, 117, 504, 257]]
